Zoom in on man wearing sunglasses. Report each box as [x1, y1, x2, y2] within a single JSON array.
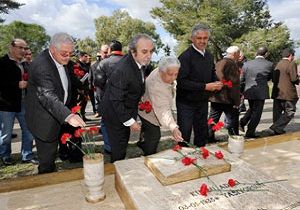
[[0, 39, 37, 165], [25, 33, 86, 174]]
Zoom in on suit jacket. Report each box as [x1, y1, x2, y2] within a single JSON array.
[[0, 54, 24, 112], [101, 52, 145, 125], [25, 49, 72, 142], [271, 59, 298, 100], [241, 57, 273, 100], [138, 68, 178, 131], [209, 58, 240, 106]]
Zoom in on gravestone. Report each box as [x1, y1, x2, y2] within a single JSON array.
[[115, 145, 300, 210], [144, 147, 231, 185]]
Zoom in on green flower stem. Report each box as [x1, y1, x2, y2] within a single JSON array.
[[66, 140, 87, 156], [238, 179, 288, 185]]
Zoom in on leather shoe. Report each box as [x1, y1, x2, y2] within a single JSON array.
[[1, 158, 14, 165], [22, 158, 39, 165], [11, 133, 18, 138], [245, 134, 259, 139]]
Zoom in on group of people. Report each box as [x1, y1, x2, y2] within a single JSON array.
[[0, 22, 299, 174]]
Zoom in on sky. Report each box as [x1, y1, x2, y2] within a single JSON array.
[[2, 0, 300, 58]]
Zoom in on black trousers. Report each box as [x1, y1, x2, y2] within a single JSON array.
[[139, 117, 161, 156], [176, 101, 208, 147], [240, 99, 265, 136], [105, 120, 130, 163], [208, 102, 239, 141], [35, 137, 58, 174], [270, 99, 297, 133]]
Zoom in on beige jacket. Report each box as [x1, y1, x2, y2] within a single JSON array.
[[138, 68, 178, 131]]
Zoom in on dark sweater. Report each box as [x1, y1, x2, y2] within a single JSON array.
[[176, 46, 216, 104], [0, 54, 22, 112]]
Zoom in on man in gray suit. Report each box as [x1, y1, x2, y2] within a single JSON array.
[[239, 47, 274, 138]]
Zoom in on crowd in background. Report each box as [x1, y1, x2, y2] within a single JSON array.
[[0, 23, 299, 174]]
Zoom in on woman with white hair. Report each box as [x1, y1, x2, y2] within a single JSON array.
[[138, 56, 183, 155]]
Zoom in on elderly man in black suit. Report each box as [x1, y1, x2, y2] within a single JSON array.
[[239, 46, 274, 138], [25, 32, 86, 174], [101, 34, 154, 162]]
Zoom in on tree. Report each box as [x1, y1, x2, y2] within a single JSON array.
[[94, 10, 162, 52], [0, 21, 50, 57], [151, 0, 291, 61], [234, 24, 293, 62], [0, 0, 23, 23], [75, 37, 98, 57]]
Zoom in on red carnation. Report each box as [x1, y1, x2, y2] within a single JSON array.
[[181, 157, 196, 166], [201, 147, 209, 159], [200, 183, 208, 196], [215, 151, 224, 159], [212, 121, 224, 131], [226, 80, 233, 88], [74, 128, 85, 138], [71, 105, 81, 114], [228, 179, 236, 187], [22, 72, 29, 81], [172, 144, 182, 151], [89, 126, 99, 134], [207, 118, 214, 125], [61, 133, 72, 144]]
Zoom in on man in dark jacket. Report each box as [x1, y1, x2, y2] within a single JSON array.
[[94, 40, 123, 154], [240, 47, 274, 138], [25, 32, 86, 173], [101, 34, 154, 162], [270, 48, 298, 135], [0, 39, 37, 165], [208, 46, 241, 141], [176, 23, 223, 147]]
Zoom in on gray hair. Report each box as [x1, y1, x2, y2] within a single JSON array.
[[50, 32, 74, 49], [158, 56, 181, 72], [129, 34, 154, 52], [191, 23, 210, 37]]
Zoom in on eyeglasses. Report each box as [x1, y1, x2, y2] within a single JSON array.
[[59, 51, 74, 58]]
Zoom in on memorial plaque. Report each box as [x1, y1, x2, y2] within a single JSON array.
[[115, 145, 300, 210], [144, 147, 231, 185]]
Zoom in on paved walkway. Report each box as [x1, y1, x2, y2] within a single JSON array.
[[1, 99, 300, 210]]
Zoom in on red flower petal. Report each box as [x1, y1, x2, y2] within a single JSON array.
[[207, 118, 214, 125], [71, 105, 81, 114], [172, 144, 182, 151], [200, 183, 208, 196], [61, 133, 72, 144], [228, 179, 236, 187], [181, 157, 196, 166], [201, 147, 209, 159], [215, 151, 224, 159]]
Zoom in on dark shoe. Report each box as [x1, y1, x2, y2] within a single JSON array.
[[178, 141, 189, 147], [22, 158, 39, 165], [1, 158, 14, 165], [269, 127, 286, 135], [11, 133, 18, 138], [245, 134, 259, 139]]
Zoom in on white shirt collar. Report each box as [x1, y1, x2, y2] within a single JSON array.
[[192, 44, 205, 56], [255, 55, 265, 59], [49, 50, 64, 68], [135, 61, 142, 69]]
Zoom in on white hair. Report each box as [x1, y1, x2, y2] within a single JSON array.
[[226, 46, 240, 54], [50, 32, 74, 49], [158, 56, 181, 72]]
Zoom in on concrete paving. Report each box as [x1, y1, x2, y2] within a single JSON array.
[[1, 99, 300, 210]]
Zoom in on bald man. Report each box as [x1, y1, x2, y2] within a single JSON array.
[[0, 39, 37, 165]]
